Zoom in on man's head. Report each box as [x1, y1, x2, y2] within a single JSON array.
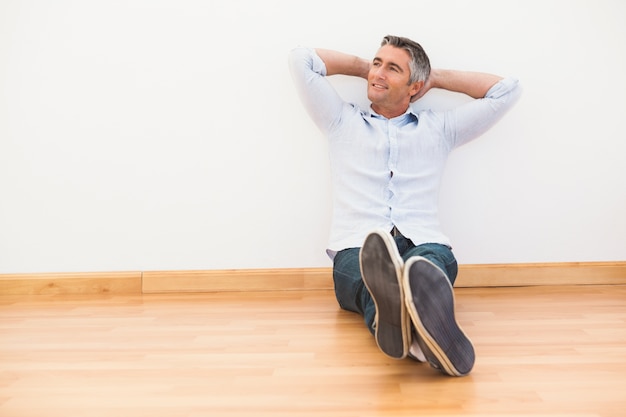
[[367, 35, 431, 118], [381, 35, 431, 85]]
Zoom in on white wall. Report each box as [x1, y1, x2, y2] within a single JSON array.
[[1, 0, 624, 273]]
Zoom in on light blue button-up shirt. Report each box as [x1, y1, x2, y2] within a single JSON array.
[[289, 47, 522, 258]]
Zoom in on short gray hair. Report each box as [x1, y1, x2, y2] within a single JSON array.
[[381, 35, 431, 84]]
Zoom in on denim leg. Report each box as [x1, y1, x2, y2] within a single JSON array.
[[397, 239, 458, 286], [331, 240, 457, 335], [332, 248, 376, 334]]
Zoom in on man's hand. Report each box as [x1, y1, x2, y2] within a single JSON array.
[[315, 48, 370, 79], [411, 69, 503, 102]]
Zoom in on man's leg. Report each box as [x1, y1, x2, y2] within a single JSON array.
[[332, 247, 376, 334], [332, 230, 410, 359], [359, 230, 409, 359], [398, 241, 458, 285], [400, 243, 475, 376]]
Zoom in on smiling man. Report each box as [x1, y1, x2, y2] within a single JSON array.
[[289, 35, 521, 376]]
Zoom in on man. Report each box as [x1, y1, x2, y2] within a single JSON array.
[[289, 35, 521, 376]]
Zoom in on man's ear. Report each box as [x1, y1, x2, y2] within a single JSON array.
[[409, 80, 424, 103]]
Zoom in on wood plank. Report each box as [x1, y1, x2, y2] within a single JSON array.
[[0, 272, 142, 295], [1, 261, 625, 296], [142, 267, 333, 293], [456, 261, 626, 287], [1, 286, 625, 416], [142, 262, 626, 293]]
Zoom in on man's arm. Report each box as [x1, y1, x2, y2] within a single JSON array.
[[313, 50, 502, 100], [314, 48, 370, 79], [412, 69, 503, 102], [289, 47, 350, 134]]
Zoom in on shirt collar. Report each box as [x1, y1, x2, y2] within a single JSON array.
[[366, 105, 419, 123]]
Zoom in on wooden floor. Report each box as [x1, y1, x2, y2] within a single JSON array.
[[1, 285, 625, 417]]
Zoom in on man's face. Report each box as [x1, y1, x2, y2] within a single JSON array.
[[367, 45, 420, 117]]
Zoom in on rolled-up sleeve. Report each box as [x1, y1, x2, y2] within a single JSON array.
[[446, 77, 522, 148], [288, 47, 346, 135]]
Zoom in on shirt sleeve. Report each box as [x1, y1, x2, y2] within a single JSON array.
[[288, 47, 346, 135], [444, 77, 522, 149]]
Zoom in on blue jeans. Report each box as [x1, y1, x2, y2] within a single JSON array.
[[332, 235, 458, 335]]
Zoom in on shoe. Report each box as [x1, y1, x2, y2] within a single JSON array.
[[402, 256, 475, 376], [407, 328, 426, 362], [359, 229, 410, 359]]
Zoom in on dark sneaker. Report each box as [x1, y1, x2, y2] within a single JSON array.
[[359, 229, 410, 359], [402, 256, 475, 376]]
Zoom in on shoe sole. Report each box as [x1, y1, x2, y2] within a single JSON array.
[[359, 229, 409, 359], [403, 257, 475, 376]]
